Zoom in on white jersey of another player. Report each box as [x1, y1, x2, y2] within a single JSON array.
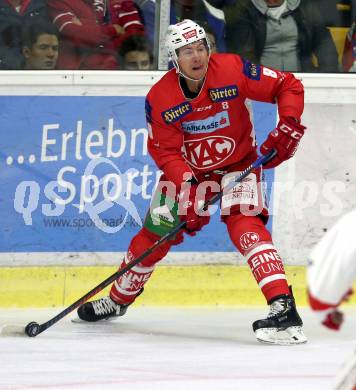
[[307, 209, 356, 330]]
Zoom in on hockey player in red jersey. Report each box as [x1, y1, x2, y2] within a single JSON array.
[[77, 19, 307, 345], [307, 209, 356, 331]]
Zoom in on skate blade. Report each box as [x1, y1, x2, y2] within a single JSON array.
[[255, 326, 307, 345]]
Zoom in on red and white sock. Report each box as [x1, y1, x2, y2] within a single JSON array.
[[110, 250, 155, 304], [110, 228, 172, 305], [244, 243, 290, 302]]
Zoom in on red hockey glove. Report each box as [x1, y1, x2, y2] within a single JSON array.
[[320, 290, 353, 330], [260, 117, 306, 169], [322, 309, 344, 331], [178, 181, 210, 234]]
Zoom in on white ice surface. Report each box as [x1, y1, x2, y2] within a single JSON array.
[[0, 307, 355, 390]]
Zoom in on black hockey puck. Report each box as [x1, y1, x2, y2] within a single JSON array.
[[25, 322, 40, 337]]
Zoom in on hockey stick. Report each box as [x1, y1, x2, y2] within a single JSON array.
[[22, 149, 276, 337]]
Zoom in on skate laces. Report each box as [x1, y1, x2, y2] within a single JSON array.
[[268, 298, 288, 318], [92, 297, 119, 316]]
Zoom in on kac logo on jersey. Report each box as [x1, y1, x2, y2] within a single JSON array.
[[162, 102, 192, 124], [183, 136, 236, 169], [182, 111, 230, 134], [209, 85, 238, 102]]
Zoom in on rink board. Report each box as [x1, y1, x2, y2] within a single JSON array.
[[1, 265, 356, 308], [0, 265, 307, 308], [0, 95, 275, 256]]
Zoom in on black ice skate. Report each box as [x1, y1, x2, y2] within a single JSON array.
[[252, 291, 307, 345], [76, 296, 130, 322]]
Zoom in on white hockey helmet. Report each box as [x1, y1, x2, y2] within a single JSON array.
[[166, 19, 210, 65]]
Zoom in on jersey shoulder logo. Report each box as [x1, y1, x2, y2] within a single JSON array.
[[242, 58, 261, 80], [183, 136, 236, 169], [161, 102, 192, 124], [209, 85, 238, 102]]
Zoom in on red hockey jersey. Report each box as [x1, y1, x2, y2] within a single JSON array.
[[146, 53, 304, 185]]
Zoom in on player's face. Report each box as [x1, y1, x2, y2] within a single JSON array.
[[177, 40, 209, 80]]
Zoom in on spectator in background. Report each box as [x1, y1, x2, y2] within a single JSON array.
[[316, 0, 338, 27], [0, 0, 48, 69], [224, 0, 339, 72], [118, 34, 152, 69], [342, 21, 356, 71], [172, 0, 227, 52], [134, 0, 227, 53], [110, 0, 144, 33], [47, 0, 144, 70], [134, 0, 156, 47], [342, 1, 356, 72], [203, 23, 218, 53], [22, 22, 59, 70]]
